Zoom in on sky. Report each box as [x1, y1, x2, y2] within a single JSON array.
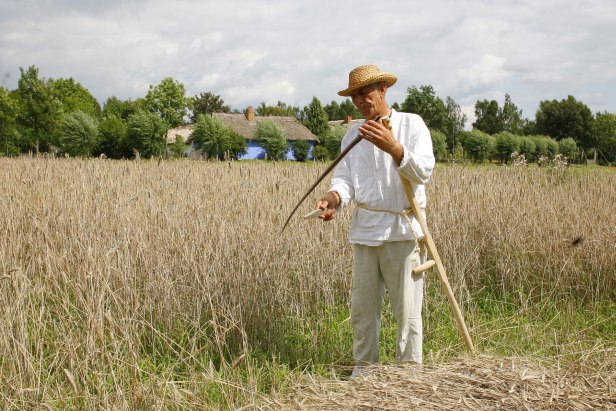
[[1, 0, 615, 125]]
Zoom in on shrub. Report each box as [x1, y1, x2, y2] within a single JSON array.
[[430, 129, 448, 161], [322, 126, 346, 159], [461, 130, 493, 163], [312, 145, 330, 161], [494, 132, 520, 164], [254, 119, 288, 161], [58, 110, 99, 157], [97, 115, 128, 159], [292, 140, 311, 162], [558, 137, 577, 160], [126, 110, 167, 158]]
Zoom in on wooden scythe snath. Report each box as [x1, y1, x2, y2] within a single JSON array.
[[281, 116, 475, 353]]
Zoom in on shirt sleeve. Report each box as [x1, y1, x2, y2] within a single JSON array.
[[397, 115, 435, 185]]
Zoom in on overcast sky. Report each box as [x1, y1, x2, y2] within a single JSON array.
[[1, 0, 615, 124]]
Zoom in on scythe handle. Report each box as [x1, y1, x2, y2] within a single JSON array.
[[399, 174, 475, 354]]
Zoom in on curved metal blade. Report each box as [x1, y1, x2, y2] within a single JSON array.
[[281, 134, 363, 231]]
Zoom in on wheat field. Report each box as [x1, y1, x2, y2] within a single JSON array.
[[0, 157, 614, 409]]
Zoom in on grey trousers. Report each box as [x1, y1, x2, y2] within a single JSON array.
[[351, 240, 424, 365]]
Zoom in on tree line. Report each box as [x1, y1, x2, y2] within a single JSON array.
[[1, 65, 615, 163]]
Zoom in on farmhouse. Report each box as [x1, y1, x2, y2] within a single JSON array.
[[166, 107, 319, 160]]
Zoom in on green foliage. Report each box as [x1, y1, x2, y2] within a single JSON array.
[[321, 125, 346, 159], [460, 129, 493, 163], [254, 119, 288, 160], [312, 145, 330, 161], [255, 101, 299, 118], [144, 77, 190, 127], [530, 135, 550, 159], [126, 111, 167, 158], [0, 86, 19, 155], [16, 65, 63, 152], [191, 115, 247, 160], [535, 95, 594, 149], [473, 99, 501, 134], [558, 137, 577, 160], [444, 96, 467, 151], [190, 92, 230, 122], [170, 135, 186, 158], [302, 97, 329, 138], [546, 138, 559, 158], [97, 115, 128, 159], [50, 77, 101, 118], [323, 100, 340, 121], [494, 132, 520, 163], [593, 112, 616, 163], [292, 139, 310, 162], [58, 110, 100, 156], [103, 96, 146, 120], [401, 85, 448, 132], [518, 136, 536, 159], [323, 99, 361, 121], [430, 129, 448, 161]]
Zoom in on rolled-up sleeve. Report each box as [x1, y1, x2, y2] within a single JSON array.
[[397, 115, 435, 185]]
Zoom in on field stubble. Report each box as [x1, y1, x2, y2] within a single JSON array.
[[0, 157, 614, 409]]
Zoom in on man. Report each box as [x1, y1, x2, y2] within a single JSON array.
[[315, 64, 435, 376]]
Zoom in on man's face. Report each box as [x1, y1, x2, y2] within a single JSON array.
[[351, 83, 385, 120]]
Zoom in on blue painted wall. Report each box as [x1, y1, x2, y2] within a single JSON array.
[[239, 140, 316, 161]]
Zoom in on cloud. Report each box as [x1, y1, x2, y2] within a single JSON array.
[[1, 0, 615, 118]]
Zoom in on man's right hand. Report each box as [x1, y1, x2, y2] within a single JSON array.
[[315, 192, 339, 222]]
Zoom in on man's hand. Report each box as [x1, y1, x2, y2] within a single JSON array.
[[360, 119, 404, 165], [315, 192, 339, 221]]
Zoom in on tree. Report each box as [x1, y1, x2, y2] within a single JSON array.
[[50, 77, 101, 118], [460, 129, 493, 163], [473, 99, 502, 134], [190, 92, 230, 122], [255, 101, 299, 118], [401, 85, 448, 132], [58, 110, 99, 156], [535, 95, 594, 149], [493, 132, 520, 163], [501, 94, 523, 134], [0, 86, 20, 155], [430, 129, 448, 161], [254, 119, 288, 160], [593, 112, 616, 163], [190, 115, 246, 160], [126, 111, 167, 158], [102, 96, 146, 120], [338, 99, 361, 119], [321, 125, 346, 159], [324, 100, 341, 121], [558, 137, 577, 160], [144, 77, 190, 127], [444, 96, 467, 151], [15, 66, 63, 152], [292, 140, 310, 162], [97, 115, 128, 159], [303, 97, 329, 138]]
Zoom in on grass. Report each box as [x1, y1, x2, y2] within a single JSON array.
[[0, 157, 614, 409]]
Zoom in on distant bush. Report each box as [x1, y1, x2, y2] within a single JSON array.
[[58, 110, 99, 157]]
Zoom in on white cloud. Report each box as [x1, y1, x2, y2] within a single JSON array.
[[1, 0, 615, 118]]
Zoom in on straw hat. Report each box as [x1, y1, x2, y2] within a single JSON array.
[[338, 64, 397, 97]]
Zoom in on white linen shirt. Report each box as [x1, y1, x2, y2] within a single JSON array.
[[329, 109, 435, 246]]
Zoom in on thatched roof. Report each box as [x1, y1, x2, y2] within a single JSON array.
[[165, 125, 193, 144], [213, 113, 319, 142]]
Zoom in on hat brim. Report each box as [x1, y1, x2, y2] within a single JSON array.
[[337, 73, 397, 97]]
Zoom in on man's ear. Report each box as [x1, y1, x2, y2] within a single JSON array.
[[379, 82, 388, 97]]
